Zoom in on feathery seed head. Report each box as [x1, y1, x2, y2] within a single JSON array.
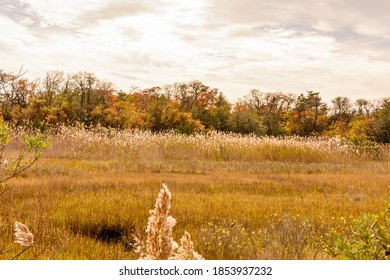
[[14, 222, 34, 247], [170, 232, 204, 260], [142, 184, 176, 260], [136, 184, 203, 260]]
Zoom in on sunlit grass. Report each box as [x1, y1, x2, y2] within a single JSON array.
[[1, 128, 389, 259]]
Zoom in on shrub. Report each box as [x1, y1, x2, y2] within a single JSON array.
[[199, 219, 252, 259], [259, 214, 315, 260], [336, 198, 390, 259]]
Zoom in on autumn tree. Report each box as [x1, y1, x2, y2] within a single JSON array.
[[330, 96, 353, 120], [3, 67, 390, 142], [285, 91, 327, 136], [243, 89, 295, 135], [355, 98, 373, 116], [0, 68, 38, 124], [163, 81, 229, 130], [40, 71, 65, 106], [128, 89, 204, 133], [327, 96, 354, 136]]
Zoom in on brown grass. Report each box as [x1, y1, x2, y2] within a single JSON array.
[[0, 130, 389, 259]]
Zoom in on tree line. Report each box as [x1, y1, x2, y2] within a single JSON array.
[[1, 68, 389, 143]]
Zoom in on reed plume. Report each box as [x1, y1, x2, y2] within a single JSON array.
[[136, 184, 203, 260], [14, 222, 34, 247], [170, 232, 204, 260], [138, 184, 177, 259]]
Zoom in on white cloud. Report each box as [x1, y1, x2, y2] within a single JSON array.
[[0, 0, 389, 102]]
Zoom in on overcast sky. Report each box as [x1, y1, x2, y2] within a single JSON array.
[[1, 0, 390, 103]]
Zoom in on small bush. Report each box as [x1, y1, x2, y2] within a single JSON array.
[[336, 200, 390, 259], [259, 214, 315, 259], [199, 219, 252, 259]]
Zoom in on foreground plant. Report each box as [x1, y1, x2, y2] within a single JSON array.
[[170, 232, 204, 260], [12, 222, 34, 260], [1, 119, 50, 190], [336, 193, 390, 260], [136, 184, 203, 260], [0, 119, 49, 259], [14, 222, 34, 247]]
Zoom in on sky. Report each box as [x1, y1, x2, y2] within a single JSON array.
[[1, 0, 390, 103]]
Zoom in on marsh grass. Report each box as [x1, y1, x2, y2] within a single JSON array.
[[0, 127, 389, 259]]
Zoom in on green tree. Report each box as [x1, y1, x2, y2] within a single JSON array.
[[228, 102, 264, 135], [208, 93, 232, 131], [370, 101, 390, 143]]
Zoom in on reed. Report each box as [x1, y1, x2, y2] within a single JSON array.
[[136, 184, 203, 260], [1, 125, 388, 259]]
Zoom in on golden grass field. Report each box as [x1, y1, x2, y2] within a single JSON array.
[[1, 127, 389, 259]]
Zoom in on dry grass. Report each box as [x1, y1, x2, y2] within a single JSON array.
[[0, 128, 389, 259]]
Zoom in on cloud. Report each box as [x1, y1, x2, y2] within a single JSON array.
[[208, 0, 322, 26], [0, 0, 43, 28], [0, 0, 79, 37], [76, 0, 159, 26], [0, 0, 389, 103], [208, 0, 390, 30], [207, 0, 390, 55]]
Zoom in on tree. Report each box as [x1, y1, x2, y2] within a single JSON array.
[[95, 99, 147, 129], [40, 71, 65, 106], [243, 90, 295, 135], [0, 69, 38, 124], [228, 102, 264, 135], [330, 96, 353, 122], [306, 91, 323, 132], [355, 98, 372, 116], [327, 96, 353, 136], [208, 93, 232, 131], [73, 72, 97, 109], [370, 102, 390, 143], [127, 89, 204, 133], [286, 91, 327, 136], [162, 81, 226, 129]]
